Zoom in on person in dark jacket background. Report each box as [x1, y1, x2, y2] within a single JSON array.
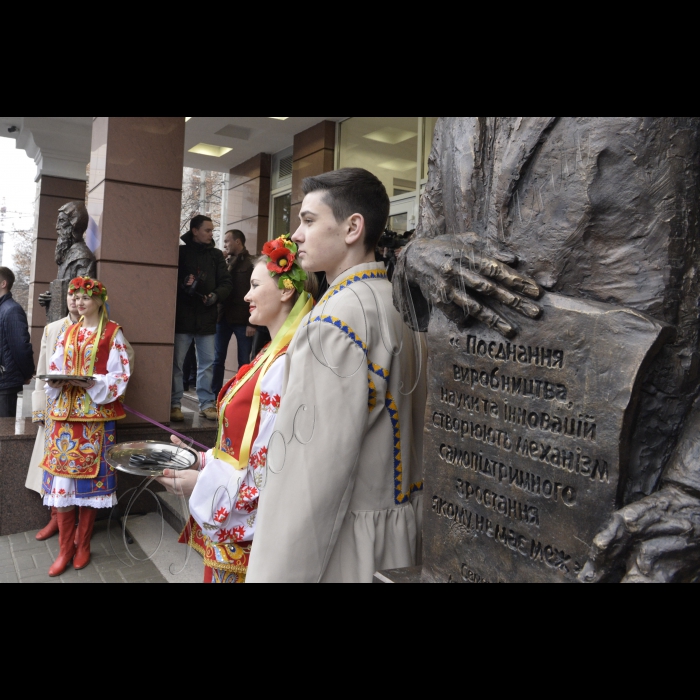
[[0, 267, 35, 418], [172, 217, 232, 422], [212, 230, 256, 397]]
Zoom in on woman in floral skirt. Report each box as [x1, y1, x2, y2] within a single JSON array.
[[42, 277, 131, 577]]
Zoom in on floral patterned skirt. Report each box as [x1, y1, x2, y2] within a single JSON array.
[[180, 518, 252, 585], [205, 566, 247, 584], [42, 422, 118, 509]]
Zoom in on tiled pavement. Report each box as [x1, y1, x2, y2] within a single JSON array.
[[0, 520, 167, 584]]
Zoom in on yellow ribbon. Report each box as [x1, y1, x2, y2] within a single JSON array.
[[62, 306, 108, 416], [213, 292, 313, 470]]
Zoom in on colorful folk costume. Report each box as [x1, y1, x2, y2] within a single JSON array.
[[247, 262, 427, 583], [29, 316, 134, 542], [41, 278, 131, 577], [182, 234, 313, 584]]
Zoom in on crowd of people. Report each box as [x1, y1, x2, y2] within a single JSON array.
[[2, 166, 426, 583]]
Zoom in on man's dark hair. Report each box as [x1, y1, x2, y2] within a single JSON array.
[[190, 215, 213, 232], [0, 267, 15, 291], [302, 168, 390, 253], [226, 229, 246, 246]]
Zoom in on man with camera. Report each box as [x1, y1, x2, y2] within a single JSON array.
[[172, 216, 232, 422]]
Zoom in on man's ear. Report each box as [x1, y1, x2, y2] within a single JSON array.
[[345, 214, 365, 248]]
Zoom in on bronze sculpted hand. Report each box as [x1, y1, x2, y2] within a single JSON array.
[[395, 233, 542, 338], [580, 485, 700, 583], [38, 291, 52, 309]]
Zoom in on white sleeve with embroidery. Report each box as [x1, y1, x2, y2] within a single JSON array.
[[86, 330, 131, 406], [44, 330, 68, 401], [201, 354, 286, 546], [44, 329, 131, 406]]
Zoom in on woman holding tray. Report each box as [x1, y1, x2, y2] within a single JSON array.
[[42, 277, 132, 577], [159, 235, 317, 584]]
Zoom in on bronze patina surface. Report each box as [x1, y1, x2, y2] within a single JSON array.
[[39, 201, 97, 322], [391, 117, 700, 583], [422, 297, 670, 583]]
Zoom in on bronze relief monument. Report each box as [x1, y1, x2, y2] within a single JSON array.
[[39, 201, 97, 323], [393, 117, 700, 583]]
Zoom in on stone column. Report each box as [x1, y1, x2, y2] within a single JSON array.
[[226, 154, 271, 255], [28, 176, 87, 364], [291, 121, 337, 226], [88, 117, 186, 425]]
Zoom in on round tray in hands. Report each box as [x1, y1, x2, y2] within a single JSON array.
[[106, 440, 199, 477], [38, 375, 94, 383]]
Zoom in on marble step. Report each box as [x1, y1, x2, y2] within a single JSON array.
[[125, 513, 202, 584], [157, 491, 189, 534]]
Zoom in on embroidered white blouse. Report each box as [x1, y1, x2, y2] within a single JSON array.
[[193, 354, 286, 546], [45, 326, 131, 406]]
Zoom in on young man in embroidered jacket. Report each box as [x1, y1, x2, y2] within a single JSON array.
[[247, 168, 426, 584]]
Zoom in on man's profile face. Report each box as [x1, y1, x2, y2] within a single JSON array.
[[67, 293, 79, 319], [292, 191, 347, 274], [193, 221, 215, 245], [224, 234, 243, 257], [56, 210, 74, 239], [223, 233, 235, 257]]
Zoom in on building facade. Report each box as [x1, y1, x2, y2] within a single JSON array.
[[0, 116, 438, 425]]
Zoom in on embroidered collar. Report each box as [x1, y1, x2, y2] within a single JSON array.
[[317, 265, 388, 307]]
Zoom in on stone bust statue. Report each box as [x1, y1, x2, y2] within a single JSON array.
[[395, 117, 700, 583], [39, 201, 97, 322]]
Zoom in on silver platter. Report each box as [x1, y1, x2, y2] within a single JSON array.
[[37, 374, 94, 382], [107, 440, 199, 477]]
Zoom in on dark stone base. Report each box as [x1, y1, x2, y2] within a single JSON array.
[[374, 566, 423, 583], [0, 416, 217, 537]]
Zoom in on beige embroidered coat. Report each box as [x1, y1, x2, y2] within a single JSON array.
[[247, 262, 426, 583]]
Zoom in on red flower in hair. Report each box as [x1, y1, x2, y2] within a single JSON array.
[[267, 247, 296, 274], [262, 238, 286, 257]]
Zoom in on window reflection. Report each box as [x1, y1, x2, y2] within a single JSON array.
[[272, 193, 291, 239]]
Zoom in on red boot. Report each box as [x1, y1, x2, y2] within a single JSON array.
[[36, 508, 59, 542], [48, 510, 78, 578], [73, 507, 97, 571]]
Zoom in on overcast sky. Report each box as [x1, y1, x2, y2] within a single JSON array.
[[0, 136, 37, 267]]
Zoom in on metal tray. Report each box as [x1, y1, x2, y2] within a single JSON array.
[[106, 440, 199, 477], [37, 374, 94, 382]]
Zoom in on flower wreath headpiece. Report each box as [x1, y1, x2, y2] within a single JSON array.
[[261, 234, 308, 294], [69, 277, 109, 304]]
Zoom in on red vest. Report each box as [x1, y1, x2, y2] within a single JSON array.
[[50, 320, 127, 423], [216, 345, 287, 463]]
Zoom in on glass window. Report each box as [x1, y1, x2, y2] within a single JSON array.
[[339, 117, 420, 198], [271, 192, 291, 239], [388, 212, 409, 236], [423, 117, 439, 180]]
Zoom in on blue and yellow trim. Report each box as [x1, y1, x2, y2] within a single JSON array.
[[368, 362, 390, 381], [368, 377, 378, 413], [305, 316, 368, 354], [307, 312, 421, 503], [317, 269, 388, 307], [386, 391, 423, 505], [306, 316, 393, 413]]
